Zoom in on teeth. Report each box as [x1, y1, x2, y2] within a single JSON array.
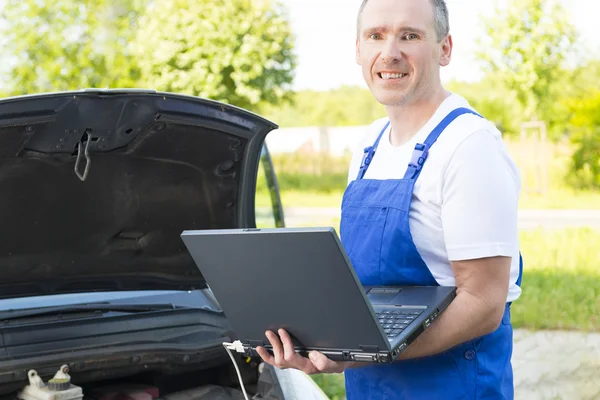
[[380, 73, 406, 79]]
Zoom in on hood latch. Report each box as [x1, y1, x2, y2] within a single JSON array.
[[74, 130, 92, 182]]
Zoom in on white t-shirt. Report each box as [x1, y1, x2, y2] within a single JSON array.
[[347, 93, 522, 302]]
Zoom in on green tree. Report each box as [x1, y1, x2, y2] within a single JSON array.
[[133, 0, 296, 112], [0, 0, 145, 95], [446, 74, 524, 137], [477, 0, 577, 137], [547, 60, 600, 139], [564, 89, 600, 189]]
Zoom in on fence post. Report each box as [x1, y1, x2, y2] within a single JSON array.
[[520, 121, 549, 195]]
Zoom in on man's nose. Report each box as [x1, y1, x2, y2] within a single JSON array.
[[380, 38, 403, 63]]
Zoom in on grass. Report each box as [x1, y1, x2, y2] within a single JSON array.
[[311, 374, 346, 400], [256, 188, 600, 210], [512, 227, 600, 331], [255, 189, 343, 208]]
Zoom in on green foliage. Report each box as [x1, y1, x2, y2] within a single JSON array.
[[132, 0, 296, 111], [0, 0, 296, 111], [545, 61, 600, 139], [564, 90, 600, 189], [477, 0, 577, 136], [446, 74, 524, 137], [311, 374, 346, 400], [569, 130, 600, 189], [262, 85, 387, 127], [564, 61, 600, 95], [0, 0, 145, 95]]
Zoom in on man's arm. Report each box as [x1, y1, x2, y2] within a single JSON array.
[[339, 255, 511, 370], [394, 255, 510, 360]]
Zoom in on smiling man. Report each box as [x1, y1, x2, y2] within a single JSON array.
[[256, 0, 523, 398]]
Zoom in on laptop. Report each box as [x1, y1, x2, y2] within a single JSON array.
[[180, 227, 456, 363]]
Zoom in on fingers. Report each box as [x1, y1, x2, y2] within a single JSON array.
[[255, 345, 275, 365], [309, 351, 345, 374], [278, 329, 318, 374], [278, 329, 296, 360], [266, 330, 285, 365], [255, 330, 281, 367], [254, 330, 345, 375], [258, 329, 319, 374]]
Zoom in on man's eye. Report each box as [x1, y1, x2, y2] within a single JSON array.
[[369, 33, 382, 40], [405, 33, 419, 40]]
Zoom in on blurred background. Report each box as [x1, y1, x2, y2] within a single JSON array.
[[1, 0, 598, 398]]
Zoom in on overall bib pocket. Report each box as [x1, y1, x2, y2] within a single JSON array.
[[340, 205, 389, 284]]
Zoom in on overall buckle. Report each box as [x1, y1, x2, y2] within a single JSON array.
[[408, 143, 429, 172], [361, 146, 375, 167], [358, 146, 375, 179]]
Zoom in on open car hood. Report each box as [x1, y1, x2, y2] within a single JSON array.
[[0, 89, 277, 299]]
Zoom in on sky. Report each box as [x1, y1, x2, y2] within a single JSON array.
[[282, 0, 600, 91]]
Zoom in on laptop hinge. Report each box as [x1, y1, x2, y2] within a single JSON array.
[[359, 345, 379, 353]]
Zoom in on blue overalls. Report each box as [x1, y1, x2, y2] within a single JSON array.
[[340, 108, 523, 399]]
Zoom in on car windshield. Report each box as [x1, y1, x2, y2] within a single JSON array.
[[0, 290, 222, 313]]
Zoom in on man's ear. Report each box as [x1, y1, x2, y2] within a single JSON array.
[[356, 37, 362, 65], [439, 34, 453, 67]]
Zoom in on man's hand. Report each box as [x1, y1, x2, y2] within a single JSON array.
[[256, 329, 353, 374]]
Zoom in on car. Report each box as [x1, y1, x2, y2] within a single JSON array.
[[0, 89, 329, 400]]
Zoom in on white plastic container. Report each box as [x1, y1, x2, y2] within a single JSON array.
[[18, 365, 83, 400]]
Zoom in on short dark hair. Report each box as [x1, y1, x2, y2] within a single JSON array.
[[357, 0, 450, 42]]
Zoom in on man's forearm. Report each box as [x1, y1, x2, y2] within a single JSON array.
[[344, 290, 504, 371], [395, 290, 504, 360]]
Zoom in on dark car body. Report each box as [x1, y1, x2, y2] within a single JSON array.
[[0, 89, 327, 400]]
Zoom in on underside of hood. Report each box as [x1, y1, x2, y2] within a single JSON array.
[[0, 89, 277, 299]]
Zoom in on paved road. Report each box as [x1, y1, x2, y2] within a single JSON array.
[[269, 208, 600, 230], [513, 329, 600, 399]]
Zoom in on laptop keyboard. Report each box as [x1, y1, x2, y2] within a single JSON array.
[[375, 309, 423, 339]]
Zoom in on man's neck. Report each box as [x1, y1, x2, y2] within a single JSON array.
[[386, 89, 451, 147]]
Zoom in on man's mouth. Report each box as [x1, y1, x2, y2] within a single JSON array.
[[378, 72, 408, 80]]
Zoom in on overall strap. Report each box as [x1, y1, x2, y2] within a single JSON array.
[[516, 252, 523, 287], [356, 120, 390, 180], [508, 252, 524, 308], [403, 108, 482, 180]]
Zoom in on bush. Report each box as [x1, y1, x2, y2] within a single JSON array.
[[567, 128, 600, 190]]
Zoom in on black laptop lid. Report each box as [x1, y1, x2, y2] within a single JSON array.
[[181, 227, 389, 352]]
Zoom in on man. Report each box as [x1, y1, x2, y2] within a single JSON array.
[[256, 0, 523, 398]]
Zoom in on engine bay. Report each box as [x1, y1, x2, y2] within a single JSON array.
[[2, 361, 282, 400]]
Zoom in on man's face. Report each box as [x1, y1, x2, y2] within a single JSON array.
[[356, 0, 452, 107]]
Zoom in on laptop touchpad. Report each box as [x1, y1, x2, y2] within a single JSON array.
[[367, 288, 401, 303]]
